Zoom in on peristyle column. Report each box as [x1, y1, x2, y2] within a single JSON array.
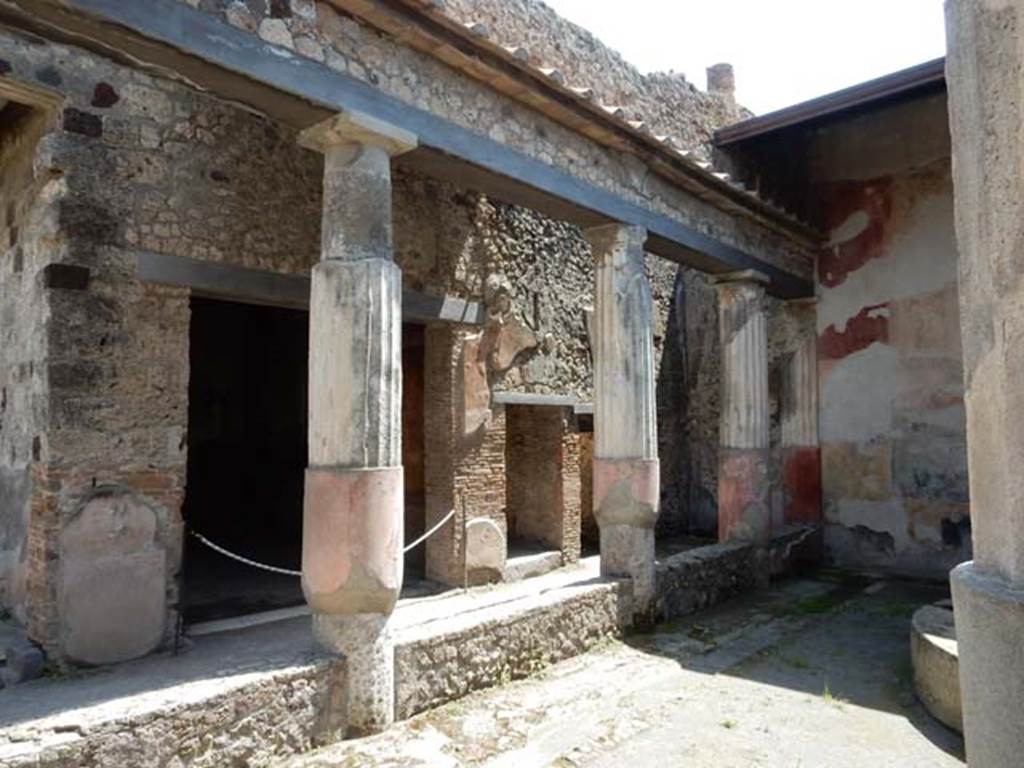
[[298, 110, 415, 737], [780, 297, 821, 525], [946, 2, 1024, 764], [713, 271, 770, 543], [586, 223, 659, 625]]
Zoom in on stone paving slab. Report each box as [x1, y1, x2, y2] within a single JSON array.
[[286, 576, 965, 768]]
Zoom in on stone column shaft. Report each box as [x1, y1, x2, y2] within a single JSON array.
[[298, 110, 415, 737], [945, 3, 1024, 765], [586, 223, 659, 624], [714, 271, 770, 544], [780, 298, 821, 525]]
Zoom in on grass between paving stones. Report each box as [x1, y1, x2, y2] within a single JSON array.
[[822, 680, 849, 709]]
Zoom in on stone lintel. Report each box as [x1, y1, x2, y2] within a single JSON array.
[[299, 108, 417, 156], [491, 391, 577, 408], [711, 268, 770, 287]]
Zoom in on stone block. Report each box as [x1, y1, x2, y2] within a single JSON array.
[[911, 604, 961, 733], [3, 638, 45, 684], [464, 517, 504, 580], [60, 550, 167, 665], [58, 492, 167, 665]]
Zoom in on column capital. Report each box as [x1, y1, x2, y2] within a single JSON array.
[[583, 222, 647, 254], [710, 269, 770, 289], [299, 108, 417, 156]]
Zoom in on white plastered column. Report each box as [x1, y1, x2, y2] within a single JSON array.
[[298, 110, 415, 737], [586, 223, 659, 625]]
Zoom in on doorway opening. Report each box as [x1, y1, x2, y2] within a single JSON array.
[[181, 299, 431, 624], [504, 404, 583, 576], [181, 297, 308, 625], [402, 323, 427, 582]]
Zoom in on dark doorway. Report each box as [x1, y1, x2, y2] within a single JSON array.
[[403, 323, 427, 580], [182, 297, 308, 624], [182, 299, 431, 623]]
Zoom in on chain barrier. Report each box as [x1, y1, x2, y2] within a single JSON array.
[[189, 508, 457, 577]]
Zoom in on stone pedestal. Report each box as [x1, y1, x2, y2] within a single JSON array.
[[298, 110, 415, 735], [713, 271, 770, 544], [780, 297, 821, 525], [586, 223, 659, 624], [946, 2, 1024, 764]]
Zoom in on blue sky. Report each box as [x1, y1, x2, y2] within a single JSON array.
[[542, 0, 947, 115]]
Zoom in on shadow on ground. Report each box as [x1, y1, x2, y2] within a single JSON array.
[[629, 569, 965, 761]]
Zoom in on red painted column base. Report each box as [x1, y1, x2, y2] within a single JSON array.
[[718, 448, 770, 543], [592, 457, 660, 529], [302, 465, 403, 615], [781, 445, 822, 525]]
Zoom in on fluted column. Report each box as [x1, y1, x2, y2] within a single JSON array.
[[713, 271, 770, 543], [780, 298, 821, 525], [298, 110, 415, 737], [586, 223, 659, 625], [946, 2, 1024, 764]]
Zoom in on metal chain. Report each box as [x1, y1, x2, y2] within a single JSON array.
[[402, 508, 457, 554], [189, 508, 458, 577], [190, 531, 302, 576]]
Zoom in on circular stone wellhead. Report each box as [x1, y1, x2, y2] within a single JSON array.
[[911, 602, 962, 734]]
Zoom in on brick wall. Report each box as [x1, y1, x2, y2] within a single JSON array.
[[424, 326, 508, 586], [505, 404, 581, 561], [0, 29, 322, 657]]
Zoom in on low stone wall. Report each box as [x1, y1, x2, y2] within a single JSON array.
[[0, 660, 344, 768], [656, 526, 820, 621], [394, 580, 629, 719]]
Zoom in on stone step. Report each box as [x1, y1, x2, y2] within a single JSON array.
[[0, 560, 628, 767]]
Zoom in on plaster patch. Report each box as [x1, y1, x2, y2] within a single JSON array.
[[819, 192, 957, 334], [832, 497, 912, 551], [828, 209, 871, 246], [821, 342, 901, 443]]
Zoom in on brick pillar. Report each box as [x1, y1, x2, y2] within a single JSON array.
[[713, 271, 770, 544], [298, 110, 415, 737], [780, 297, 821, 525], [560, 413, 583, 564], [946, 3, 1024, 764], [423, 325, 507, 586], [586, 223, 659, 624]]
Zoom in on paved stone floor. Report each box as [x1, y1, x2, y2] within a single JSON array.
[[286, 572, 965, 767]]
